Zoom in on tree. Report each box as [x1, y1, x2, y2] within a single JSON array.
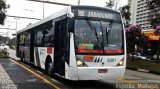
[[105, 0, 114, 9], [9, 37, 16, 49], [125, 25, 147, 56], [0, 35, 10, 44], [0, 0, 9, 25], [147, 0, 160, 62], [119, 5, 131, 26], [147, 0, 160, 27], [153, 24, 160, 62]]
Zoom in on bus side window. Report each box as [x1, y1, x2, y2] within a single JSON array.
[[19, 33, 25, 46], [34, 29, 44, 47], [44, 20, 55, 47]]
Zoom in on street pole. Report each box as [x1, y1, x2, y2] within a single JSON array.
[[43, 2, 44, 19], [115, 0, 117, 11], [78, 0, 80, 5], [14, 17, 18, 52], [15, 17, 17, 33]]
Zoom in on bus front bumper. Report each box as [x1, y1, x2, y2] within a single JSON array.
[[77, 67, 125, 80]]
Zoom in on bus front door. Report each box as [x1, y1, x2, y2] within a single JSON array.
[[54, 18, 68, 76]]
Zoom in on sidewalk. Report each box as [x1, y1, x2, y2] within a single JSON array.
[[8, 49, 20, 61], [0, 49, 53, 89], [0, 63, 17, 89]]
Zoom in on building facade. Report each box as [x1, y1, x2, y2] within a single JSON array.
[[128, 0, 151, 30]]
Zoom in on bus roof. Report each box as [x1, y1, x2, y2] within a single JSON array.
[[17, 5, 120, 34], [17, 6, 72, 34]]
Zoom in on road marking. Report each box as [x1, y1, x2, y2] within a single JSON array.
[[0, 64, 17, 89], [147, 80, 160, 83], [117, 78, 160, 89], [117, 78, 138, 83], [11, 59, 61, 89]]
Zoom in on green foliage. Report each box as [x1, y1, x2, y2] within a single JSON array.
[[147, 0, 160, 9], [0, 0, 6, 10], [0, 0, 8, 25], [126, 25, 147, 54], [0, 35, 10, 44], [105, 0, 114, 9], [150, 18, 159, 27], [127, 58, 160, 74], [0, 12, 6, 25], [9, 37, 16, 49], [0, 52, 9, 58], [119, 5, 131, 26], [147, 0, 160, 27], [119, 5, 131, 21], [155, 24, 160, 34], [0, 36, 16, 48]]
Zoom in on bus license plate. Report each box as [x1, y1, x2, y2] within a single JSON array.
[[98, 69, 108, 73]]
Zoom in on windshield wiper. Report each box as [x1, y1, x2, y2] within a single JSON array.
[[106, 19, 113, 44], [85, 18, 100, 47]]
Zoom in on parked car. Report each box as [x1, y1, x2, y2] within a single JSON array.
[[0, 44, 9, 52], [128, 52, 147, 60]]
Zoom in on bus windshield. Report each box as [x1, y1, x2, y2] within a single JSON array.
[[74, 19, 124, 54]]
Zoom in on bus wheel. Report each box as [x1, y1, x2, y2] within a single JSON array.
[[46, 60, 54, 76]]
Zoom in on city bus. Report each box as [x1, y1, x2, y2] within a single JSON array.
[[16, 5, 126, 80]]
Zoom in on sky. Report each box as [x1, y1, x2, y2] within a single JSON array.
[[0, 0, 128, 38]]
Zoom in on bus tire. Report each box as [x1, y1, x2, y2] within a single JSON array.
[[45, 58, 54, 76]]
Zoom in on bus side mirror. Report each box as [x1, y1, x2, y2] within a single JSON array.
[[68, 18, 74, 32], [67, 12, 74, 18]]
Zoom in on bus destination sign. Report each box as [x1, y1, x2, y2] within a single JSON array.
[[73, 9, 121, 20], [78, 10, 113, 19]]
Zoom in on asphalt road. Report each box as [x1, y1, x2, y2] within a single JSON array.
[[4, 49, 160, 89], [0, 58, 53, 89]]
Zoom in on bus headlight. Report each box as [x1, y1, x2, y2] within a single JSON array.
[[116, 58, 124, 66], [76, 58, 88, 67], [77, 60, 83, 66]]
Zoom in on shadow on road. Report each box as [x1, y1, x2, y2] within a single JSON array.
[[20, 61, 117, 89], [50, 74, 117, 89]]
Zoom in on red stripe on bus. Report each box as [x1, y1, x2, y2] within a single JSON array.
[[76, 49, 124, 54], [76, 49, 103, 54], [104, 50, 124, 54]]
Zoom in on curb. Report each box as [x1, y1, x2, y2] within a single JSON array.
[[9, 56, 21, 62], [126, 67, 160, 75]]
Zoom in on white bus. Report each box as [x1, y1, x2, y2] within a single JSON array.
[[16, 5, 126, 80]]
